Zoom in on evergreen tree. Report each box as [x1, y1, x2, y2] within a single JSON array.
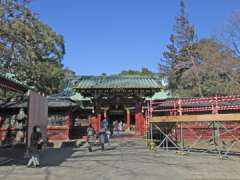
[[161, 0, 203, 97]]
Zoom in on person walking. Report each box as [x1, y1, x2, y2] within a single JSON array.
[[99, 119, 108, 151], [27, 126, 43, 168], [99, 127, 106, 151], [102, 118, 108, 130], [102, 118, 109, 143], [87, 123, 95, 152]]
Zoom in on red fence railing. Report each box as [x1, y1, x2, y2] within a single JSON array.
[[147, 95, 240, 141], [151, 95, 240, 115]]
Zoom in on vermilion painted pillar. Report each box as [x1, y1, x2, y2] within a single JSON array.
[[97, 113, 102, 130], [91, 116, 98, 132], [135, 112, 139, 135], [65, 113, 71, 140], [66, 113, 70, 128], [126, 109, 130, 130], [135, 111, 145, 136]]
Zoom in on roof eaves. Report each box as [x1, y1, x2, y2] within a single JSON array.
[[0, 71, 33, 92]]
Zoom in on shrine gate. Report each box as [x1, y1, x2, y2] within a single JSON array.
[[72, 76, 162, 136]]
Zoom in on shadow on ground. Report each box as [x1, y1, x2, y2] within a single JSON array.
[[0, 141, 79, 167]]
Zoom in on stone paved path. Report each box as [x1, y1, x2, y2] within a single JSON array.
[[0, 138, 240, 180]]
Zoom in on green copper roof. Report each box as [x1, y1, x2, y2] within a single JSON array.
[[50, 77, 90, 101], [51, 76, 162, 101], [146, 90, 171, 100], [0, 71, 32, 92], [74, 76, 162, 89], [69, 92, 91, 101]]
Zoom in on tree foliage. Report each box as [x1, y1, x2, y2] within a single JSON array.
[[196, 39, 240, 96], [0, 1, 70, 95], [161, 0, 203, 97], [15, 61, 65, 95], [119, 67, 156, 77], [0, 2, 65, 68], [221, 11, 240, 57], [161, 0, 240, 97]]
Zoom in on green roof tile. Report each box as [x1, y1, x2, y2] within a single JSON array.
[[150, 90, 171, 100], [0, 71, 32, 92], [51, 76, 162, 101], [74, 76, 162, 89]]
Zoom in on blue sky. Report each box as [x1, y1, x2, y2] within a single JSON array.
[[29, 0, 240, 75]]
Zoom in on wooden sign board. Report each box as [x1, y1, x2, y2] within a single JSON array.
[[27, 91, 48, 148], [149, 114, 240, 123]]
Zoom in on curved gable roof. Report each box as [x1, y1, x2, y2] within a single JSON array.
[[0, 71, 31, 93], [74, 76, 162, 89]]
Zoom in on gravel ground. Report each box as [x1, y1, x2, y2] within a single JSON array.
[[0, 138, 240, 180]]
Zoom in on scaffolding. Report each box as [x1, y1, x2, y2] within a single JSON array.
[[146, 95, 240, 158]]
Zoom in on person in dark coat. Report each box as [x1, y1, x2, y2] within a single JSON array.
[[27, 126, 43, 167], [99, 127, 106, 151], [102, 118, 110, 143], [102, 118, 108, 130], [99, 120, 108, 151]]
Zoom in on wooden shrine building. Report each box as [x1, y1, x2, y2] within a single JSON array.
[[0, 71, 30, 144], [0, 71, 48, 146], [68, 76, 162, 135], [0, 74, 162, 142], [0, 71, 30, 94]]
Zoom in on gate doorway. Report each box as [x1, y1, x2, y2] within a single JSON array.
[[107, 109, 137, 135], [73, 76, 161, 137], [108, 110, 125, 124]]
